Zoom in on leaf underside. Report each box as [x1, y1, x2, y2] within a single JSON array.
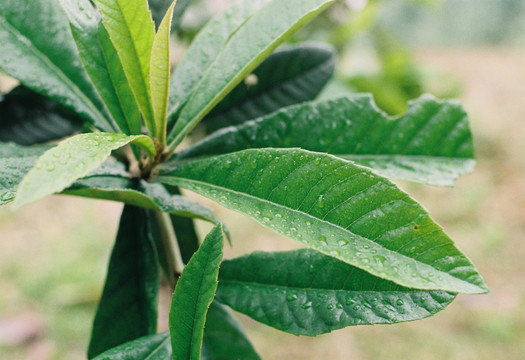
[[216, 249, 455, 335], [92, 331, 171, 360], [179, 94, 475, 186], [158, 148, 487, 294]]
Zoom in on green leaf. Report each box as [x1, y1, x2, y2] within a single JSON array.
[[92, 331, 171, 360], [65, 173, 221, 226], [157, 148, 487, 294], [88, 205, 160, 358], [13, 133, 155, 209], [216, 249, 455, 335], [93, 0, 156, 135], [169, 224, 224, 360], [0, 142, 50, 205], [168, 0, 271, 124], [0, 0, 114, 131], [60, 0, 142, 135], [179, 95, 475, 186], [201, 301, 261, 360], [167, 0, 336, 149], [203, 42, 336, 132], [151, 1, 176, 145], [0, 86, 83, 145]]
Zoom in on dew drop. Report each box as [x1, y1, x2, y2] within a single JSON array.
[[337, 239, 348, 247], [318, 236, 327, 247], [286, 294, 298, 302], [301, 301, 312, 309], [396, 299, 404, 306], [327, 304, 335, 310]]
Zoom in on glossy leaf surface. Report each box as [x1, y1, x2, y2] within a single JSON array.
[[201, 301, 261, 360], [61, 0, 141, 135], [216, 249, 455, 335], [168, 0, 271, 123], [203, 42, 336, 131], [169, 224, 224, 360], [0, 0, 113, 131], [0, 142, 49, 205], [180, 95, 475, 186], [0, 86, 83, 145], [93, 0, 156, 134], [158, 148, 487, 294], [92, 331, 171, 360], [88, 205, 159, 358], [167, 0, 335, 148], [13, 133, 155, 209], [151, 1, 175, 144]]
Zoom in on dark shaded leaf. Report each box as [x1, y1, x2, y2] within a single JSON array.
[[0, 86, 83, 145], [88, 205, 160, 358], [203, 42, 336, 132], [201, 301, 261, 360]]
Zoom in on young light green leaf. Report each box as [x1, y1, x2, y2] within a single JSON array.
[[13, 133, 155, 209], [179, 95, 475, 186], [60, 0, 142, 135], [157, 148, 487, 294], [169, 224, 224, 360], [201, 301, 262, 360], [0, 0, 114, 131], [92, 331, 171, 360], [167, 0, 271, 124], [0, 86, 83, 145], [151, 1, 176, 145], [167, 0, 335, 149], [88, 205, 159, 358], [0, 142, 50, 205], [93, 0, 156, 135], [216, 249, 455, 335], [203, 42, 336, 132]]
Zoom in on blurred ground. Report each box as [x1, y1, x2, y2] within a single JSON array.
[[1, 47, 524, 359]]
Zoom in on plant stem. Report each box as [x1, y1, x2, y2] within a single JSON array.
[[154, 211, 185, 287]]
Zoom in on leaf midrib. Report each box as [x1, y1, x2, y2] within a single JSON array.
[[0, 16, 112, 130]]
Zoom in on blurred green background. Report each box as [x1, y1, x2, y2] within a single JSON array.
[[1, 0, 525, 359]]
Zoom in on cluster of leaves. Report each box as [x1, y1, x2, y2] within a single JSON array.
[[0, 0, 487, 359]]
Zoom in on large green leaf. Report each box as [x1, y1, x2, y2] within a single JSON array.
[[167, 0, 271, 124], [0, 0, 114, 131], [13, 133, 155, 209], [151, 1, 176, 145], [167, 0, 335, 149], [92, 331, 171, 360], [201, 301, 261, 360], [157, 148, 487, 294], [216, 249, 455, 335], [169, 224, 224, 360], [93, 0, 156, 135], [203, 42, 336, 132], [0, 142, 49, 205], [0, 86, 83, 145], [88, 205, 159, 358], [61, 0, 142, 135], [179, 95, 475, 186]]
